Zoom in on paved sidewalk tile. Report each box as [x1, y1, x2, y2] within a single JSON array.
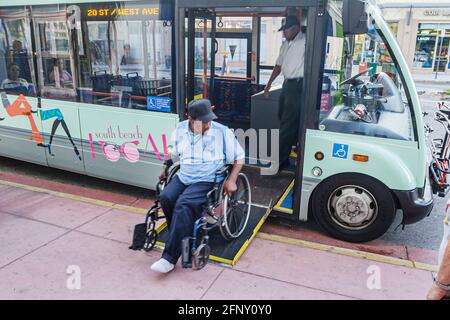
[[0, 188, 53, 214], [0, 213, 67, 268], [0, 231, 222, 300], [0, 189, 111, 229], [234, 238, 432, 300], [203, 269, 355, 300], [76, 209, 147, 244]]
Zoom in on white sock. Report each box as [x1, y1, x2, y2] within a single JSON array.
[[150, 258, 175, 273]]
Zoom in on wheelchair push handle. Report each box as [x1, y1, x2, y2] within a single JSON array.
[[155, 159, 175, 195]]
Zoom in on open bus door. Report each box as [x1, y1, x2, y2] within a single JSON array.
[[176, 0, 329, 218]]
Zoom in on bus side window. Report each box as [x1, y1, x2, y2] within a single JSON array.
[[31, 5, 77, 101], [0, 8, 37, 97], [76, 2, 174, 112]]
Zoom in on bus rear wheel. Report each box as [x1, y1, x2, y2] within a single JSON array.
[[311, 174, 396, 243]]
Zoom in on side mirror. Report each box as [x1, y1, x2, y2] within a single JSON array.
[[343, 0, 368, 35]]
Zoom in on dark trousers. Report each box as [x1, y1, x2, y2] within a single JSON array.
[[278, 78, 303, 164], [159, 175, 214, 265]]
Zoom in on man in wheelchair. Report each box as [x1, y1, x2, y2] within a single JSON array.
[[150, 98, 245, 273]]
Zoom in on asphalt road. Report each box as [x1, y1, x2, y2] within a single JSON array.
[[396, 82, 450, 251], [0, 82, 448, 251]]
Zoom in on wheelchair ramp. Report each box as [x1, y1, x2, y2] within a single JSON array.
[[272, 179, 294, 215], [155, 205, 271, 266]]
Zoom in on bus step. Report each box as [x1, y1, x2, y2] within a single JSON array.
[[272, 180, 295, 215]]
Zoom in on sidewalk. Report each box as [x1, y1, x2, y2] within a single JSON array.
[[0, 184, 434, 300], [414, 73, 450, 85]]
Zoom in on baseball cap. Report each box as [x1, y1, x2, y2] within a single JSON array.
[[278, 16, 300, 31], [187, 98, 217, 123]]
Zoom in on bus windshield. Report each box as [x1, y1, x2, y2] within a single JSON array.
[[318, 16, 415, 142]]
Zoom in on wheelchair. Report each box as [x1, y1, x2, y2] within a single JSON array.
[[132, 160, 252, 270]]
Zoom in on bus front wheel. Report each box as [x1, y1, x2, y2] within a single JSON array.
[[311, 174, 396, 243]]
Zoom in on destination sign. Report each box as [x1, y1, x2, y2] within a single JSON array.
[[79, 1, 173, 21], [85, 7, 160, 18]]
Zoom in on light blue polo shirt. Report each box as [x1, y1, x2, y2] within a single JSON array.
[[172, 120, 245, 185]]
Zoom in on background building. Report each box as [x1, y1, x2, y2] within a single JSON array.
[[378, 0, 450, 75]]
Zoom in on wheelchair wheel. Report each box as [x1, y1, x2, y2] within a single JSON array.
[[219, 173, 251, 240], [143, 222, 157, 252], [192, 244, 210, 270]]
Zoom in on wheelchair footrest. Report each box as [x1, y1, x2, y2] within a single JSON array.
[[129, 223, 148, 251]]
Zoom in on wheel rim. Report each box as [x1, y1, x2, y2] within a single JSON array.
[[143, 229, 157, 251], [221, 173, 251, 238], [327, 185, 378, 231]]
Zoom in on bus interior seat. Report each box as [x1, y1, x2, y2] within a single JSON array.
[[213, 79, 264, 128], [90, 71, 114, 105]]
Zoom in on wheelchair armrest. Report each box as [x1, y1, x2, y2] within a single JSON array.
[[215, 164, 232, 179]]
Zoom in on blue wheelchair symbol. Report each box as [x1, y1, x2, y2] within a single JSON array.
[[332, 144, 349, 159], [146, 96, 171, 112], [148, 97, 156, 108]]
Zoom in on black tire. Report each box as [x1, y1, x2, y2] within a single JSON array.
[[311, 173, 396, 243]]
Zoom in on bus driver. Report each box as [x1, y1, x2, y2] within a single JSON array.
[[264, 15, 305, 173]]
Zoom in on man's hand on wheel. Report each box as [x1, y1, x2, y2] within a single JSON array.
[[223, 179, 238, 196]]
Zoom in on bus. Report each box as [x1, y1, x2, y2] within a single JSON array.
[[0, 0, 435, 243]]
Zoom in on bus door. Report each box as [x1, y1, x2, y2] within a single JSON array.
[[175, 1, 320, 265], [181, 2, 304, 213], [32, 9, 85, 173], [0, 7, 47, 166], [186, 9, 216, 103]]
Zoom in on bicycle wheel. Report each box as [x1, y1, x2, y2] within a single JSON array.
[[219, 173, 251, 240]]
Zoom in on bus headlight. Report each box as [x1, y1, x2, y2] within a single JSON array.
[[312, 167, 323, 177]]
